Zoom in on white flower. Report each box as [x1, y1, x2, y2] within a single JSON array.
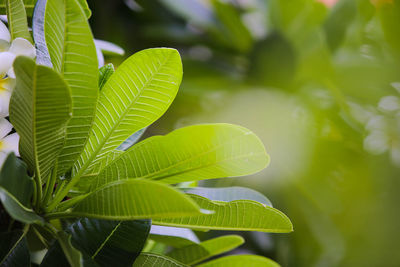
[[0, 78, 15, 117], [0, 118, 19, 166], [0, 20, 36, 78]]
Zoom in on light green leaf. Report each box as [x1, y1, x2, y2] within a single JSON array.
[[89, 123, 269, 189], [70, 179, 201, 220], [74, 48, 182, 177], [40, 0, 99, 176], [150, 225, 199, 248], [5, 0, 32, 42], [68, 218, 150, 266], [196, 255, 280, 267], [10, 56, 72, 181], [183, 186, 272, 207], [0, 187, 44, 224], [133, 253, 188, 267], [0, 153, 33, 207], [154, 194, 293, 233], [0, 0, 36, 16], [167, 235, 244, 265], [98, 63, 114, 90]]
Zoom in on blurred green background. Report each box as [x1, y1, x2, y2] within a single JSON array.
[[87, 0, 400, 266]]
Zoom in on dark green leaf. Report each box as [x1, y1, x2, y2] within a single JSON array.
[[0, 153, 33, 207], [0, 187, 44, 224], [68, 218, 150, 267], [0, 230, 30, 266]]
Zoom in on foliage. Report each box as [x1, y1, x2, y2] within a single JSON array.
[[0, 0, 292, 266]]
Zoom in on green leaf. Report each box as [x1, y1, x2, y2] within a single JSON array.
[[0, 187, 44, 224], [76, 0, 91, 18], [154, 194, 293, 233], [70, 179, 201, 220], [40, 232, 97, 267], [36, 0, 99, 176], [0, 153, 33, 207], [74, 48, 182, 177], [89, 123, 269, 189], [183, 186, 272, 207], [0, 230, 30, 266], [133, 253, 188, 267], [98, 63, 114, 90], [10, 56, 72, 182], [150, 225, 199, 248], [196, 255, 280, 267], [167, 235, 244, 265], [68, 218, 150, 266], [5, 0, 33, 42], [0, 0, 36, 16], [323, 0, 356, 51]]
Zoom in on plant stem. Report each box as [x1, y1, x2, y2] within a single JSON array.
[[42, 161, 58, 208], [44, 211, 75, 220], [47, 170, 84, 212]]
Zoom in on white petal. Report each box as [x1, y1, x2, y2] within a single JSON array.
[[96, 45, 104, 68], [2, 132, 19, 156], [0, 90, 11, 117], [0, 118, 12, 139], [0, 77, 15, 91], [0, 151, 8, 167], [6, 67, 15, 79], [9, 38, 36, 58], [0, 39, 10, 52], [0, 52, 16, 77], [363, 130, 389, 155], [0, 20, 10, 43]]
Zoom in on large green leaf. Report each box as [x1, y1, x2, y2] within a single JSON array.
[[70, 179, 201, 220], [0, 187, 44, 224], [154, 194, 292, 233], [40, 232, 97, 267], [0, 230, 30, 266], [5, 0, 32, 42], [133, 253, 187, 267], [183, 186, 272, 207], [196, 255, 280, 267], [0, 153, 33, 206], [167, 235, 244, 265], [88, 124, 268, 189], [74, 48, 182, 177], [34, 0, 99, 176], [0, 0, 36, 16], [10, 56, 71, 182], [150, 225, 199, 248], [68, 218, 150, 266]]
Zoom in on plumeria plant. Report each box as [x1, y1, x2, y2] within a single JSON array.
[[0, 0, 292, 266]]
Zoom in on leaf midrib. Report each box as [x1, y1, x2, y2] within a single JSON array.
[[98, 129, 265, 183], [80, 51, 174, 175], [91, 221, 121, 260]]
